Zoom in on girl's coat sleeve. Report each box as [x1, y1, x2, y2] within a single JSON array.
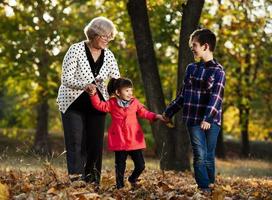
[[136, 99, 157, 121], [90, 94, 111, 112]]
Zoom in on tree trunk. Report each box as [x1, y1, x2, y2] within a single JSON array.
[[215, 0, 226, 159], [171, 0, 205, 170], [32, 97, 51, 155], [239, 106, 250, 157], [127, 0, 168, 158], [216, 121, 226, 158], [32, 55, 51, 155], [127, 0, 204, 171]]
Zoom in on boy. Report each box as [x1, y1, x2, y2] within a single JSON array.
[[163, 29, 226, 192]]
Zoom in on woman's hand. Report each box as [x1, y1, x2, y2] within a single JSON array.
[[84, 84, 97, 96]]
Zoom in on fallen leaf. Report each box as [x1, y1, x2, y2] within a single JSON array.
[[0, 183, 9, 200], [47, 187, 57, 194]]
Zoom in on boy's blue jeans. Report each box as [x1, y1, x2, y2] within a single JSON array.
[[187, 123, 220, 189]]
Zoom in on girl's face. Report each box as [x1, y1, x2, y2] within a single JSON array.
[[116, 87, 133, 101]]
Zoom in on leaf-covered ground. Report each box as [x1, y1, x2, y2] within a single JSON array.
[[0, 163, 271, 200]]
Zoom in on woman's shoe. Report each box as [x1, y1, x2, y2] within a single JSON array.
[[69, 174, 82, 182]]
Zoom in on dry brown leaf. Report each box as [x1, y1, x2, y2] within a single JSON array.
[[1, 167, 272, 199], [158, 181, 173, 192], [47, 187, 57, 194], [21, 183, 33, 193], [211, 187, 225, 200], [222, 185, 232, 192]]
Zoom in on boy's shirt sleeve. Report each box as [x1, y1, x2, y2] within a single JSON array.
[[136, 100, 157, 121], [89, 93, 111, 112], [203, 69, 226, 123], [163, 64, 191, 119]]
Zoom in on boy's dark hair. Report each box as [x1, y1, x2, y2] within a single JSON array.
[[107, 77, 133, 96], [189, 28, 216, 51]]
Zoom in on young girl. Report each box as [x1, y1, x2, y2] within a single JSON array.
[[89, 77, 165, 189]]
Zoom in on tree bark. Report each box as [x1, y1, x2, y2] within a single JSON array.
[[171, 0, 205, 170], [239, 52, 251, 157], [239, 106, 250, 157], [127, 0, 204, 171], [127, 0, 168, 158], [216, 120, 226, 158], [215, 0, 226, 159], [32, 98, 51, 155], [32, 54, 51, 155]]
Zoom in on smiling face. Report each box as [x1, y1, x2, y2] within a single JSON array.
[[92, 33, 113, 49], [116, 87, 133, 101], [190, 37, 207, 60]]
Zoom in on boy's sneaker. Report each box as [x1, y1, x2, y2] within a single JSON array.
[[199, 187, 211, 195], [208, 183, 215, 189]]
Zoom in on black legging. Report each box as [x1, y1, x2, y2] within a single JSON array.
[[61, 92, 106, 183], [115, 150, 145, 188]]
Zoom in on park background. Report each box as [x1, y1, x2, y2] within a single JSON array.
[[0, 0, 271, 199]]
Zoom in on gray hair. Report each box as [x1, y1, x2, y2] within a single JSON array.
[[84, 16, 117, 41]]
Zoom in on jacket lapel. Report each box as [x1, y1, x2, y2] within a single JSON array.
[[80, 41, 95, 81]]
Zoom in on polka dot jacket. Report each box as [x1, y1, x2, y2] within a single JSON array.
[[57, 41, 120, 113]]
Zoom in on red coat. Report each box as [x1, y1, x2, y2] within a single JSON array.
[[90, 94, 157, 151]]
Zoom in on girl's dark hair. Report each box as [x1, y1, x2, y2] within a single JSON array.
[[107, 77, 133, 96]]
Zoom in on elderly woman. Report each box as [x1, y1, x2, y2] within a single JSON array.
[[57, 17, 120, 184]]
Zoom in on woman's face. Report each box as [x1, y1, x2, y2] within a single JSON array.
[[93, 33, 113, 49]]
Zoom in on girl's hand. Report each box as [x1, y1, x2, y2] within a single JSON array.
[[162, 113, 170, 122], [89, 87, 97, 96], [156, 114, 164, 121], [156, 114, 169, 122], [156, 114, 175, 128], [84, 84, 97, 95]]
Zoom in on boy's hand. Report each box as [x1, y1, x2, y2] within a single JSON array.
[[162, 113, 170, 122], [159, 113, 175, 128], [200, 121, 211, 130]]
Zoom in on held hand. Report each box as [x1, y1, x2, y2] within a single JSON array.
[[157, 114, 175, 128], [162, 113, 170, 123], [89, 87, 97, 96], [200, 121, 211, 130], [156, 114, 167, 122], [84, 84, 97, 95]]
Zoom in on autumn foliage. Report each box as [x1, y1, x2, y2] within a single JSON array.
[[0, 163, 271, 200]]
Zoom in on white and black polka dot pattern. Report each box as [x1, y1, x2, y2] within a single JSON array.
[[56, 41, 120, 113]]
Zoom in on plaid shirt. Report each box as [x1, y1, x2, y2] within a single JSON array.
[[164, 59, 225, 126]]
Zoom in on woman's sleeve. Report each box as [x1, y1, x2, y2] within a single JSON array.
[[90, 94, 111, 113], [61, 44, 88, 90], [108, 51, 121, 79]]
